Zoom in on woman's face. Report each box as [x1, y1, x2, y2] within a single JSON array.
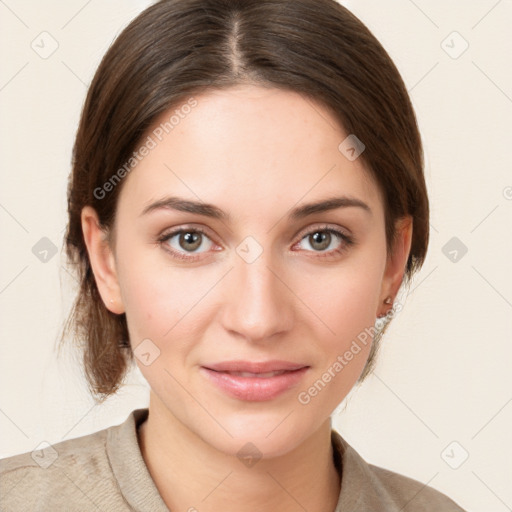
[[88, 84, 409, 457]]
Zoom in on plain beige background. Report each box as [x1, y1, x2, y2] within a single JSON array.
[[1, 1, 511, 510]]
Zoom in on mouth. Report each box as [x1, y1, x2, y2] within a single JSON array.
[[203, 360, 308, 374], [211, 369, 293, 378], [200, 364, 310, 401]]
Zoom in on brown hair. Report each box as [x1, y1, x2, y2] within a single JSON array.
[[59, 0, 429, 402]]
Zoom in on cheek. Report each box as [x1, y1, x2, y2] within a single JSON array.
[[301, 256, 383, 341], [293, 249, 385, 393], [292, 275, 379, 413], [116, 243, 217, 349]]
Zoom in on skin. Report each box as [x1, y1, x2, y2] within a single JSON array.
[[81, 84, 412, 512]]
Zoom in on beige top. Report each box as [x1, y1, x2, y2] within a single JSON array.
[[0, 408, 465, 511]]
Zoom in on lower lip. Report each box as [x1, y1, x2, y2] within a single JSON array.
[[200, 367, 310, 401]]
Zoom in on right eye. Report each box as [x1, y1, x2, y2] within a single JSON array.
[[158, 227, 219, 261]]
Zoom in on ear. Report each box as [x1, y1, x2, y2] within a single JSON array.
[[377, 215, 413, 317], [81, 205, 125, 314]]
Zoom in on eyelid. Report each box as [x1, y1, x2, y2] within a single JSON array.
[[158, 224, 217, 243], [159, 222, 350, 245], [294, 222, 351, 241]]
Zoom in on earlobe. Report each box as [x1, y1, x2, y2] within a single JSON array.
[[80, 206, 125, 314], [377, 215, 413, 317]]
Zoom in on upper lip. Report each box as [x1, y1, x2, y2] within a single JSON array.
[[203, 360, 308, 373]]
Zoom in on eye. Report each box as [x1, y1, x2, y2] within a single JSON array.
[[293, 225, 354, 258], [157, 224, 354, 262], [158, 226, 218, 261]]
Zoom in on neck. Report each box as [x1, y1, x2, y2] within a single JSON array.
[[137, 393, 341, 512]]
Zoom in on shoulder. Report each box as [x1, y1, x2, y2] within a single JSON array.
[[0, 421, 129, 511], [332, 430, 466, 511], [1, 425, 108, 473], [365, 462, 466, 511]]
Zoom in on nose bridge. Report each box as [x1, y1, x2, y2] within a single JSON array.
[[221, 240, 292, 341]]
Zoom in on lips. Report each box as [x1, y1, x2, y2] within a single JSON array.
[[200, 360, 310, 401], [221, 370, 289, 378], [203, 360, 308, 374]]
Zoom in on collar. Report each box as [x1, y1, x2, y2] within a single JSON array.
[[107, 408, 169, 511]]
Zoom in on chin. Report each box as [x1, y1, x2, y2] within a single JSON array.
[[200, 412, 314, 459]]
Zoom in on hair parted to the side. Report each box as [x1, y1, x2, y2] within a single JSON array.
[[58, 0, 429, 402]]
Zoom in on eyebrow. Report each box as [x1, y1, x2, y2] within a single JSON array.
[[140, 195, 372, 221]]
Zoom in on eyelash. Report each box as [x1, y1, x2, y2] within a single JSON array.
[[157, 224, 355, 262]]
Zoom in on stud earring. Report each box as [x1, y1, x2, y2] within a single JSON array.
[[377, 296, 394, 319]]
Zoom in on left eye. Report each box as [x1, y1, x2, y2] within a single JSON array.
[[296, 228, 347, 253]]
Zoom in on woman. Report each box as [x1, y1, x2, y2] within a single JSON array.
[[0, 0, 466, 510]]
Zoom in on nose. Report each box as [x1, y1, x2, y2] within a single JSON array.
[[220, 248, 294, 343]]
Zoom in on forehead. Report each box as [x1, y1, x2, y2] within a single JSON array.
[[117, 84, 382, 221]]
